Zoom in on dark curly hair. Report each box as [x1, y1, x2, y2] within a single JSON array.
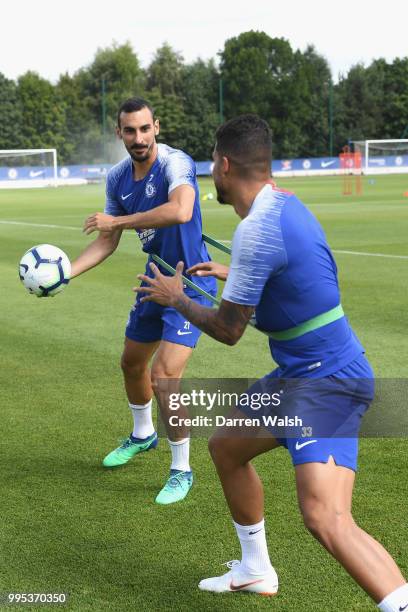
[[117, 97, 155, 127], [215, 114, 272, 175]]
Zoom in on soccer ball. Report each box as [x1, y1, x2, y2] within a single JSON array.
[[19, 244, 71, 297]]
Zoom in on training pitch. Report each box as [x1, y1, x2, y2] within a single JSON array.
[[1, 174, 407, 611]]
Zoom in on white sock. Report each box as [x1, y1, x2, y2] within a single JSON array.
[[129, 400, 155, 439], [168, 438, 191, 472], [378, 583, 408, 611], [233, 519, 273, 576]]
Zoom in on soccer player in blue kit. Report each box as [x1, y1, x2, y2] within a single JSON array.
[[135, 115, 408, 609], [71, 98, 216, 505]]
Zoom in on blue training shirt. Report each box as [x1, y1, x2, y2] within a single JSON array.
[[222, 183, 364, 377], [105, 143, 216, 298]]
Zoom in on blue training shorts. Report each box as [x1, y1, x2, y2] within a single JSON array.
[[125, 293, 213, 348], [238, 354, 375, 471]]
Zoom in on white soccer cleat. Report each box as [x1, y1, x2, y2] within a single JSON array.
[[198, 560, 278, 596]]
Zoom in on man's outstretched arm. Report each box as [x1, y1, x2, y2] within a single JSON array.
[[83, 185, 195, 234], [71, 229, 122, 278], [134, 261, 254, 345]]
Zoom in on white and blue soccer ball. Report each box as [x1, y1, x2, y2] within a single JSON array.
[[19, 244, 71, 297]]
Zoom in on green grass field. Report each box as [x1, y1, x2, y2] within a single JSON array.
[[1, 174, 408, 611]]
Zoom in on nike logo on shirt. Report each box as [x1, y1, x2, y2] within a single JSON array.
[[399, 605, 408, 611], [177, 330, 192, 336], [295, 440, 317, 451], [121, 192, 133, 200]]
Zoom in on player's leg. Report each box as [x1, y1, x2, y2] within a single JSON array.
[[199, 411, 280, 595], [103, 298, 164, 468], [292, 356, 407, 608], [150, 340, 194, 504], [209, 416, 280, 523], [151, 340, 192, 440], [151, 302, 210, 504], [296, 458, 407, 609], [102, 338, 160, 467], [122, 337, 159, 405], [121, 337, 160, 437]]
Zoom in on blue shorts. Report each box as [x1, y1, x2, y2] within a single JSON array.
[[125, 293, 213, 348], [238, 354, 375, 471]]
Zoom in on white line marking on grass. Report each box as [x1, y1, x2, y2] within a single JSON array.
[[211, 239, 408, 260], [2, 221, 408, 261], [333, 249, 408, 260], [0, 220, 80, 231], [203, 201, 407, 210]]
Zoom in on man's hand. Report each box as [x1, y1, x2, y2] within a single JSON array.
[[135, 261, 253, 345], [134, 261, 185, 307], [83, 212, 117, 235], [187, 261, 229, 281]]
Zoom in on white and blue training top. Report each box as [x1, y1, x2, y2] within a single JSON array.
[[223, 183, 365, 377], [105, 143, 216, 298]]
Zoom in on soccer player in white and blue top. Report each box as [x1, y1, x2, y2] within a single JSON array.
[[135, 115, 408, 609], [71, 98, 216, 505]]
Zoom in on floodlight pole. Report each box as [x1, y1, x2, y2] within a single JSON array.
[[329, 79, 334, 156], [101, 76, 107, 162], [219, 77, 224, 124]]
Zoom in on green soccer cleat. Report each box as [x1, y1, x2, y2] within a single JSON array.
[[102, 432, 158, 467], [155, 470, 193, 505]]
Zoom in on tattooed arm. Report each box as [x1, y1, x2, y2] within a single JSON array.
[[134, 261, 254, 345], [173, 293, 253, 345]]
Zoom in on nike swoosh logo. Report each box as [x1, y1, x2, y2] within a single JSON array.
[[30, 170, 44, 177], [177, 330, 192, 336], [121, 192, 133, 200], [230, 579, 264, 591], [248, 529, 263, 535], [399, 605, 408, 611], [295, 440, 317, 451], [321, 161, 335, 168]]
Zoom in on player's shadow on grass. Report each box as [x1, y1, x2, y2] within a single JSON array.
[[3, 452, 159, 488]]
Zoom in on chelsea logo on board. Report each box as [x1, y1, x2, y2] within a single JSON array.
[[145, 174, 156, 198]]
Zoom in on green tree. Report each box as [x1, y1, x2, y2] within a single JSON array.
[[74, 42, 145, 161], [333, 62, 385, 151], [16, 72, 68, 156], [147, 88, 187, 151], [294, 46, 332, 157], [383, 57, 408, 138], [0, 73, 23, 149], [220, 31, 293, 118], [219, 31, 305, 158], [181, 59, 219, 159], [56, 73, 98, 163], [144, 44, 188, 151], [146, 43, 184, 96]]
